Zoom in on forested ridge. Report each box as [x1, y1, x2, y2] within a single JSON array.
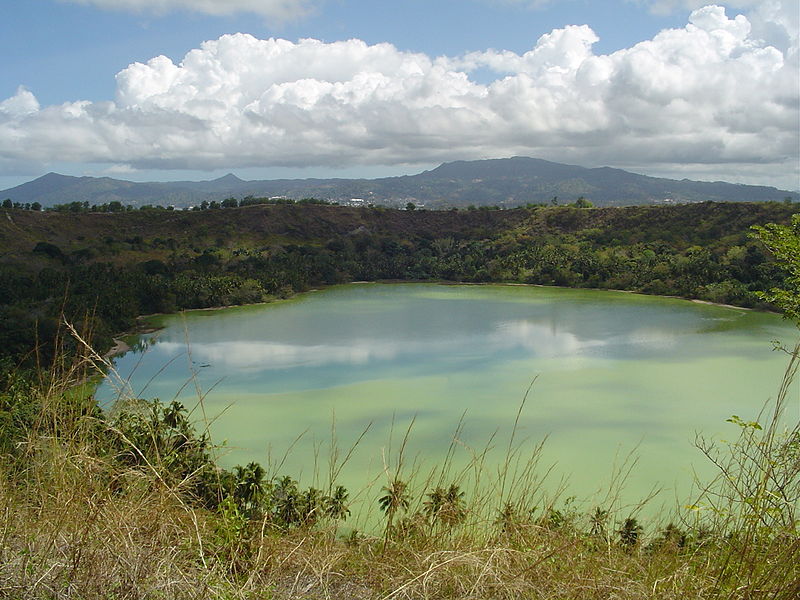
[[0, 201, 796, 369], [4, 156, 795, 209]]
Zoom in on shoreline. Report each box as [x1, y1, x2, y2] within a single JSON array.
[[689, 298, 755, 311], [104, 339, 131, 359]]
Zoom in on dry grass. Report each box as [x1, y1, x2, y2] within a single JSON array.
[[0, 477, 726, 600], [2, 433, 794, 600], [0, 337, 797, 599]]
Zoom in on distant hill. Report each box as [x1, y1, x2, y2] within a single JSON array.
[[2, 157, 795, 208]]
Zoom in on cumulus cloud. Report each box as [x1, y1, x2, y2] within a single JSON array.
[[0, 86, 40, 117], [58, 0, 314, 21], [1, 5, 797, 187], [634, 0, 798, 53]]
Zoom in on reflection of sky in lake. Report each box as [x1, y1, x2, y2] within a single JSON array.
[[154, 320, 596, 370], [151, 317, 682, 375]]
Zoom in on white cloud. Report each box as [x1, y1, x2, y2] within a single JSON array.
[[100, 163, 137, 175], [58, 0, 314, 21], [1, 5, 798, 188], [633, 1, 798, 53], [0, 86, 40, 117]]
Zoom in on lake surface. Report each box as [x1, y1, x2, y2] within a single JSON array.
[[98, 283, 798, 523]]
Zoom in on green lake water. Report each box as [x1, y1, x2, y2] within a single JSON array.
[[98, 283, 799, 524]]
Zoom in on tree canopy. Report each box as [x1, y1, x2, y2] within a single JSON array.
[[752, 213, 800, 323]]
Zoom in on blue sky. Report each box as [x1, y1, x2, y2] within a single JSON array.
[[2, 1, 688, 105], [1, 0, 798, 190]]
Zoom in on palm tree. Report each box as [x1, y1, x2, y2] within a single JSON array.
[[424, 484, 466, 527], [299, 487, 324, 526], [273, 475, 300, 526], [325, 485, 350, 521], [590, 507, 609, 537], [378, 478, 410, 549], [234, 461, 266, 516], [424, 487, 446, 521], [162, 401, 186, 429], [496, 501, 518, 534], [618, 516, 643, 548]]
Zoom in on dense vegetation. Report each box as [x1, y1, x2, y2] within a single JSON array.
[[0, 201, 796, 370], [0, 201, 797, 598]]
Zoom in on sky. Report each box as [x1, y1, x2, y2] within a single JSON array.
[[1, 0, 798, 191]]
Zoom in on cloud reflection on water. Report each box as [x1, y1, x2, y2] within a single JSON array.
[[151, 318, 681, 372]]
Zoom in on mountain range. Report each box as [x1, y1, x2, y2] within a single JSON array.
[[2, 157, 795, 209]]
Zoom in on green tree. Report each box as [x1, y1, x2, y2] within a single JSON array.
[[424, 483, 466, 527], [573, 196, 593, 208], [233, 461, 266, 517], [590, 507, 609, 537], [324, 485, 350, 521], [273, 475, 301, 526], [752, 214, 800, 322], [379, 478, 410, 548], [617, 516, 642, 548]]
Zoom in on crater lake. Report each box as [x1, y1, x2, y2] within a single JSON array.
[[98, 283, 799, 523]]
